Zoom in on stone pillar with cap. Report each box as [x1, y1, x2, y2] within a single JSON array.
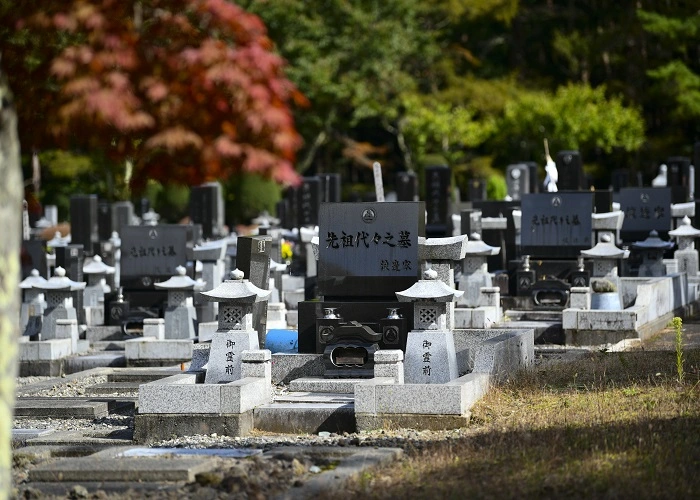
[[457, 233, 500, 308], [418, 234, 469, 330], [83, 254, 115, 326], [631, 230, 675, 277], [35, 266, 86, 340], [580, 233, 629, 293], [396, 269, 463, 384], [193, 240, 228, 323], [200, 269, 271, 383], [154, 265, 203, 340], [669, 216, 700, 277], [19, 269, 47, 337]]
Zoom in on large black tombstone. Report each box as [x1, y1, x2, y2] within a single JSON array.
[[666, 156, 692, 203], [21, 240, 47, 279], [318, 173, 342, 203], [70, 195, 98, 256], [112, 201, 134, 235], [615, 187, 672, 243], [593, 189, 613, 214], [467, 179, 487, 202], [424, 165, 451, 237], [189, 182, 225, 240], [235, 235, 271, 349], [611, 169, 642, 192], [472, 200, 520, 271], [55, 244, 86, 325], [97, 200, 113, 242], [298, 202, 424, 356], [555, 151, 586, 191], [396, 171, 419, 201], [297, 177, 322, 227], [525, 162, 540, 194], [506, 163, 531, 201], [520, 192, 593, 258], [120, 225, 188, 309]]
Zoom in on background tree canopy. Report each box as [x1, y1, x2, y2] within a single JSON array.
[[2, 0, 698, 222]]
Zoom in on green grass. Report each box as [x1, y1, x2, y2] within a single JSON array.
[[335, 349, 700, 499]]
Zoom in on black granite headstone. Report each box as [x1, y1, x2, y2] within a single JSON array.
[[112, 201, 134, 235], [615, 187, 672, 241], [120, 225, 188, 282], [593, 189, 613, 213], [424, 165, 451, 237], [319, 173, 342, 203], [520, 192, 593, 258], [525, 162, 539, 194], [666, 156, 692, 203], [473, 200, 520, 270], [396, 172, 418, 202], [460, 208, 482, 237], [555, 151, 586, 191], [236, 235, 272, 348], [55, 244, 85, 324], [297, 177, 322, 227], [506, 164, 530, 201], [467, 179, 487, 202], [21, 240, 47, 279], [97, 200, 113, 242], [318, 202, 424, 299], [189, 182, 225, 240], [70, 195, 98, 256]]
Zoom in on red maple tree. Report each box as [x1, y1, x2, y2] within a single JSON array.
[[12, 0, 305, 189]]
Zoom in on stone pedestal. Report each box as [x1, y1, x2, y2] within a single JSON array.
[[404, 330, 458, 384], [204, 330, 260, 383]]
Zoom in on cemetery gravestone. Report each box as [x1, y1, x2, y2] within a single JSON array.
[[473, 200, 520, 270], [616, 187, 672, 242], [297, 177, 322, 227], [236, 235, 272, 348], [70, 194, 99, 256], [396, 171, 419, 202], [425, 165, 451, 237], [520, 192, 593, 258], [555, 151, 586, 191], [189, 182, 225, 240], [506, 163, 531, 201], [666, 156, 693, 203], [112, 201, 135, 235], [319, 173, 342, 203], [54, 244, 85, 325]]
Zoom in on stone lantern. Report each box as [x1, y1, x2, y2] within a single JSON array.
[[580, 233, 629, 292], [631, 230, 674, 277], [35, 266, 85, 340], [669, 216, 700, 277], [19, 269, 48, 336], [193, 239, 228, 323], [396, 269, 464, 384], [154, 265, 203, 340], [200, 269, 271, 383]]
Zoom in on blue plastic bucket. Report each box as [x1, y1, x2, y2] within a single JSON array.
[[265, 329, 298, 353]]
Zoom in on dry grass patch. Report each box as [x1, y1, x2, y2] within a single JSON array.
[[334, 349, 700, 499]]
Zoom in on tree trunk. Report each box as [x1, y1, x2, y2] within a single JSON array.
[[0, 67, 23, 500]]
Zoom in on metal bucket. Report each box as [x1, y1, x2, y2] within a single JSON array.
[[590, 292, 621, 310]]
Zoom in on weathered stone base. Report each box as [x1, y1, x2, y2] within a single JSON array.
[[133, 411, 254, 443], [126, 358, 190, 368], [356, 413, 470, 432], [19, 360, 64, 377], [253, 404, 355, 434]]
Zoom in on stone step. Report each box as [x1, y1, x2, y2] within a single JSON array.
[[497, 320, 563, 344], [90, 340, 126, 351], [504, 309, 563, 321], [107, 368, 182, 383], [254, 401, 355, 434], [29, 452, 217, 482], [274, 392, 353, 404], [15, 397, 135, 419], [65, 352, 126, 374], [288, 376, 395, 394], [84, 382, 141, 395]]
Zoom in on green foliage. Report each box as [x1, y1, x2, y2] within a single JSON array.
[[491, 83, 645, 166], [224, 173, 282, 226], [671, 317, 684, 383]]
